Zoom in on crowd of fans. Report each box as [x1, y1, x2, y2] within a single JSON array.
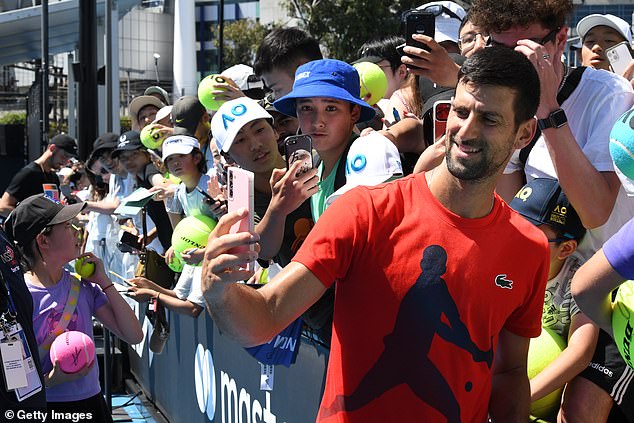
[[3, 0, 634, 421]]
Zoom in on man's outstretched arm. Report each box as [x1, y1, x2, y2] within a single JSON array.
[[489, 328, 531, 422], [201, 209, 327, 346]]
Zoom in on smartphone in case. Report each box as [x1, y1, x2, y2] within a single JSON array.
[[433, 100, 451, 142], [118, 230, 142, 253], [284, 134, 313, 175], [404, 10, 435, 56], [606, 41, 633, 76], [227, 167, 255, 272]]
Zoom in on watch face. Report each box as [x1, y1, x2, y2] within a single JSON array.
[[551, 109, 567, 127]]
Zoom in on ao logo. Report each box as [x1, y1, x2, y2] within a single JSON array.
[[222, 104, 248, 130], [346, 154, 367, 175], [195, 344, 217, 420]]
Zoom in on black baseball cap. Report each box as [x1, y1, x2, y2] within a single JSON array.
[[111, 131, 143, 158], [4, 194, 86, 248], [172, 96, 206, 135], [50, 134, 78, 157], [510, 178, 586, 241], [90, 132, 119, 158]]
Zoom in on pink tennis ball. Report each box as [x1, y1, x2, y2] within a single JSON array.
[[50, 331, 95, 374]]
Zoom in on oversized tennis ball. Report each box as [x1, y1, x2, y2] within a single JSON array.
[[171, 215, 217, 266], [197, 74, 237, 111], [528, 327, 566, 419], [168, 253, 184, 273], [353, 62, 388, 106], [610, 109, 634, 181], [612, 280, 634, 369], [74, 256, 95, 278], [141, 124, 167, 150], [50, 331, 95, 374]]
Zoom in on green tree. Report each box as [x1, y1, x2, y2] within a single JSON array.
[[282, 0, 434, 61], [0, 112, 26, 125], [213, 19, 275, 68]]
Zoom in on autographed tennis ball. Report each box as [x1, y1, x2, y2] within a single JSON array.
[[528, 327, 566, 419], [353, 62, 388, 106], [198, 74, 237, 111], [612, 280, 634, 369], [140, 124, 167, 150], [171, 215, 217, 266], [50, 331, 95, 374], [74, 257, 95, 278]]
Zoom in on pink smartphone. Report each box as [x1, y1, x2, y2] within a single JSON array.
[[227, 167, 255, 272]]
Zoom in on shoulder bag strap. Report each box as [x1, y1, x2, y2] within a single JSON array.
[[38, 277, 81, 361]]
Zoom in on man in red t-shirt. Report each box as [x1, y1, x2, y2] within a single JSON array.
[[201, 47, 550, 422]]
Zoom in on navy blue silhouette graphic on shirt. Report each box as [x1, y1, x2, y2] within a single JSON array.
[[322, 245, 494, 421]]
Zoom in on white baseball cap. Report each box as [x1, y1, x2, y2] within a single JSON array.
[[417, 1, 466, 44], [161, 135, 200, 161], [576, 14, 632, 46], [211, 97, 273, 153], [325, 132, 403, 208], [152, 105, 173, 124], [221, 64, 264, 92]]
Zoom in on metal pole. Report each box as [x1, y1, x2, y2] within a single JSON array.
[[218, 0, 224, 72], [41, 0, 49, 147], [106, 0, 113, 132]]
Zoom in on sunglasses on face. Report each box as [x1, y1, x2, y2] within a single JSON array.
[[487, 27, 560, 48]]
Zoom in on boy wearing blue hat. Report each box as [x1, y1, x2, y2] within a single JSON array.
[[274, 59, 376, 221]]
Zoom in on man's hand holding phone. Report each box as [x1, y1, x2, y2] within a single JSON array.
[[401, 35, 461, 88], [201, 209, 261, 298]]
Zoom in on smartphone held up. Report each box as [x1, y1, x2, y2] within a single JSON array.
[[227, 167, 256, 272], [284, 135, 314, 176]]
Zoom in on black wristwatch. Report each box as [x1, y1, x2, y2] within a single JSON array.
[[537, 108, 568, 130]]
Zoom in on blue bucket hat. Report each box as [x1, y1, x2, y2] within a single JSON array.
[[273, 59, 376, 123]]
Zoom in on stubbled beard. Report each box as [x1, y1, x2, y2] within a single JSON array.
[[445, 134, 511, 182]]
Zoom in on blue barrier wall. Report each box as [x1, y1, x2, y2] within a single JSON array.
[[128, 305, 329, 422]]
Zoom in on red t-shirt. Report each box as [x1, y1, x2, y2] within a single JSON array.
[[293, 173, 549, 423]]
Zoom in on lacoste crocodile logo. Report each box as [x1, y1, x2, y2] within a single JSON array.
[[495, 274, 513, 289]]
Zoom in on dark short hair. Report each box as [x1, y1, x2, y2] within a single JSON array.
[[458, 47, 540, 125], [470, 0, 572, 33], [356, 35, 405, 72], [253, 27, 323, 77]]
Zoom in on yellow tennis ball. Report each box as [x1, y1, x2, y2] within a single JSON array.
[[353, 62, 388, 106], [612, 280, 634, 369], [74, 257, 95, 278], [171, 215, 217, 267], [163, 171, 181, 184], [167, 254, 184, 273], [197, 74, 237, 111], [528, 327, 566, 419], [141, 124, 167, 150]]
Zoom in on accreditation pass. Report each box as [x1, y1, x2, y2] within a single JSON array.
[[0, 322, 42, 401]]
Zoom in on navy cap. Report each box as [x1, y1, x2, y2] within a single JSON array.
[[273, 59, 376, 122], [510, 178, 586, 241], [112, 131, 143, 158]]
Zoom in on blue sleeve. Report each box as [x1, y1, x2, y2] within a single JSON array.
[[604, 217, 634, 280]]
